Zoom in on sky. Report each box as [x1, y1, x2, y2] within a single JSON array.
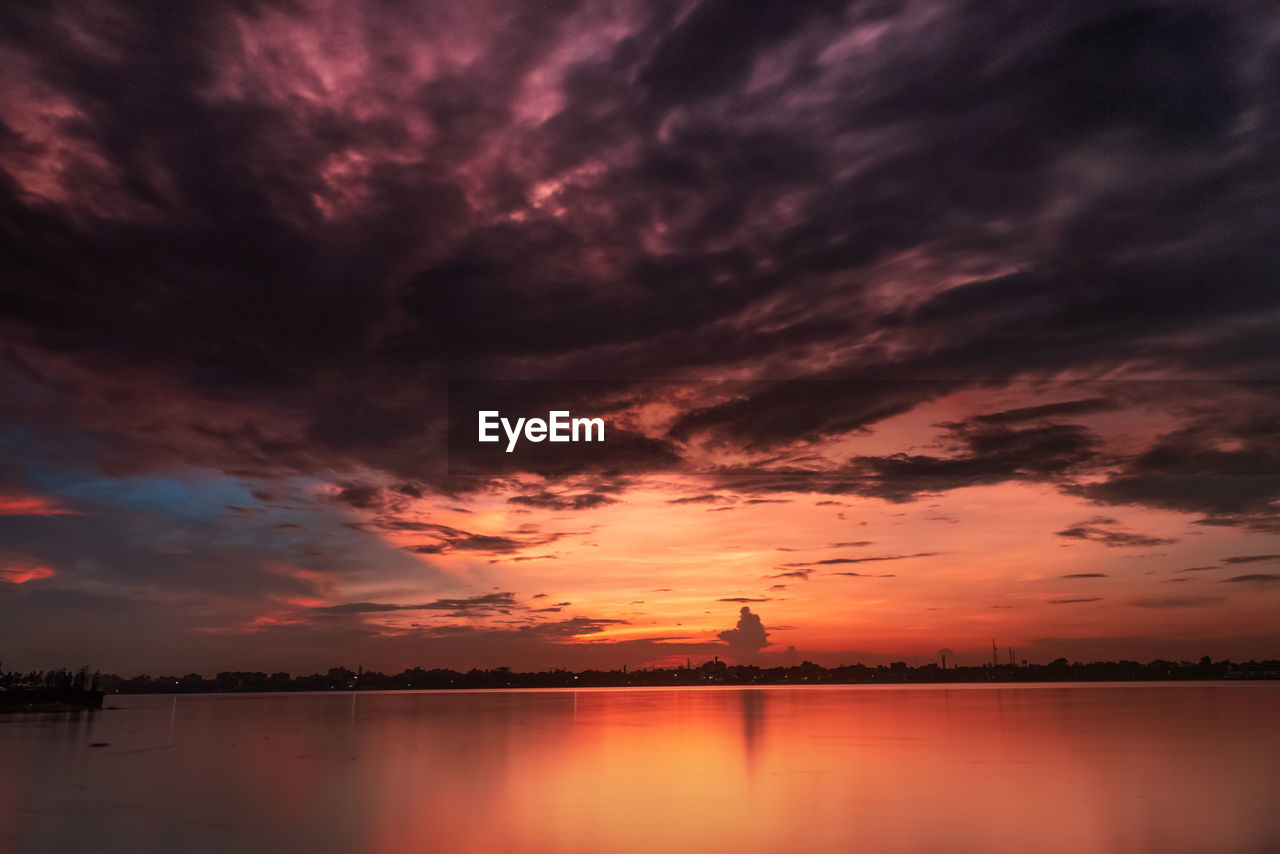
[[1, 0, 1279, 675]]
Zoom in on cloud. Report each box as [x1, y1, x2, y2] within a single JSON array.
[[1061, 572, 1108, 578], [1047, 598, 1103, 605], [1, 565, 55, 584], [1072, 403, 1280, 530], [330, 483, 392, 511], [315, 592, 517, 616], [848, 422, 1101, 503], [506, 491, 618, 511], [968, 398, 1119, 425], [518, 617, 630, 640], [1222, 574, 1280, 586], [639, 0, 847, 106], [396, 524, 576, 556], [1128, 596, 1224, 608], [666, 494, 730, 505], [784, 553, 938, 567], [1055, 520, 1176, 548], [0, 493, 78, 516], [717, 606, 770, 658]]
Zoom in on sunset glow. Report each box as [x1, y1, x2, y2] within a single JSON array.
[[1, 1, 1278, 675]]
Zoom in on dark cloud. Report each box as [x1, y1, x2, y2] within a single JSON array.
[[1073, 401, 1280, 530], [703, 416, 1105, 504], [331, 483, 390, 511], [852, 424, 1101, 503], [1061, 573, 1108, 579], [1055, 524, 1176, 548], [506, 491, 618, 511], [717, 606, 770, 658], [1128, 596, 1224, 608], [1222, 574, 1280, 586], [396, 523, 576, 556], [517, 617, 631, 640], [1047, 598, 1103, 605], [639, 0, 847, 105], [968, 398, 1119, 425], [317, 593, 517, 616], [784, 553, 938, 567], [666, 493, 730, 505]]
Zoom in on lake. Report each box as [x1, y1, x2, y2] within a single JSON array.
[[2, 683, 1278, 853]]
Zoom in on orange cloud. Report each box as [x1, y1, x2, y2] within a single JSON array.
[[0, 493, 77, 516], [1, 565, 55, 584]]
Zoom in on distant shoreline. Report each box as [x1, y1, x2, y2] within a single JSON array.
[[10, 658, 1279, 701], [96, 679, 1280, 700], [70, 657, 1278, 696]]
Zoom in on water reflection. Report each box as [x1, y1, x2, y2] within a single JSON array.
[[2, 684, 1279, 853], [739, 688, 766, 770]]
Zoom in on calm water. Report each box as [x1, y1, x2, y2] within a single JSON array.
[[2, 684, 1278, 853]]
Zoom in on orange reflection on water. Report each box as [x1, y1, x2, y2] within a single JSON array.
[[3, 685, 1279, 854]]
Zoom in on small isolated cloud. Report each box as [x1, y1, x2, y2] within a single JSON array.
[[1047, 597, 1103, 604], [718, 606, 770, 657], [1061, 572, 1108, 578]]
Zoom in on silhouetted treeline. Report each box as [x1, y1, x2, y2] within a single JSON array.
[[0, 666, 98, 691], [0, 666, 104, 712], [6, 656, 1278, 695]]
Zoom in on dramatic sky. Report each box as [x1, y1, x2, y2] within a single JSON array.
[[2, 0, 1280, 675]]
